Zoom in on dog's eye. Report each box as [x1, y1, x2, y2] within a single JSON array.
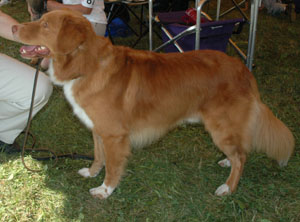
[[42, 22, 48, 28]]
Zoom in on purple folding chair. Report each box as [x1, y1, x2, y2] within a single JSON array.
[[155, 11, 245, 53]]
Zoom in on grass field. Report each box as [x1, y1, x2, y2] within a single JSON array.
[[0, 1, 299, 221]]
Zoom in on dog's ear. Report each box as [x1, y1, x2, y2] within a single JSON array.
[[55, 15, 87, 54]]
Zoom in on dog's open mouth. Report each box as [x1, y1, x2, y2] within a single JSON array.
[[20, 45, 50, 58]]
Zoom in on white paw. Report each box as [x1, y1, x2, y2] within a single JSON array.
[[78, 168, 91, 178], [215, 184, 231, 196], [89, 183, 115, 199], [78, 167, 102, 178], [218, 158, 231, 168]]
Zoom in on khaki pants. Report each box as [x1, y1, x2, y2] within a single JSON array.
[[0, 53, 53, 144]]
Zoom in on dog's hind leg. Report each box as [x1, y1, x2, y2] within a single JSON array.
[[89, 134, 131, 199], [78, 131, 105, 178], [214, 142, 247, 196], [203, 110, 249, 196]]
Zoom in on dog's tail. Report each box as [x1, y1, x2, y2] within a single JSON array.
[[251, 102, 294, 167]]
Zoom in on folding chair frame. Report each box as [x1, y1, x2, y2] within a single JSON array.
[[105, 0, 150, 47], [148, 0, 261, 72]]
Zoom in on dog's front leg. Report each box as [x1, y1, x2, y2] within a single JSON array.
[[89, 134, 131, 199], [78, 131, 105, 178]]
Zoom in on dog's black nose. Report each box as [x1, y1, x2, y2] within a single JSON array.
[[12, 25, 18, 34]]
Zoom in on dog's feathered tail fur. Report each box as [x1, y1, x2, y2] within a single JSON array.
[[250, 102, 294, 167]]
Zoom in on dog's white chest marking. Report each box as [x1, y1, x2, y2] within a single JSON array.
[[47, 59, 67, 86], [47, 60, 94, 129], [64, 80, 94, 129]]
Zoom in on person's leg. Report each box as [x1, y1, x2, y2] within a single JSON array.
[[287, 1, 297, 21], [0, 53, 53, 144]]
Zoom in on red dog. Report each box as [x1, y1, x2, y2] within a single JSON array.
[[12, 10, 294, 199]]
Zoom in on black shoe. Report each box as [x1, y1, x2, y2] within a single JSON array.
[[0, 140, 21, 154]]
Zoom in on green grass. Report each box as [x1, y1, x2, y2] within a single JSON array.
[[0, 1, 300, 221]]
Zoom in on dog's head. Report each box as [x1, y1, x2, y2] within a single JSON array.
[[13, 9, 95, 58]]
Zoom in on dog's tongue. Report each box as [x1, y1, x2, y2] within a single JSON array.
[[20, 45, 37, 52], [20, 45, 50, 58]]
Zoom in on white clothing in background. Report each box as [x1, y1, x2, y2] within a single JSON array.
[[63, 0, 107, 35]]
